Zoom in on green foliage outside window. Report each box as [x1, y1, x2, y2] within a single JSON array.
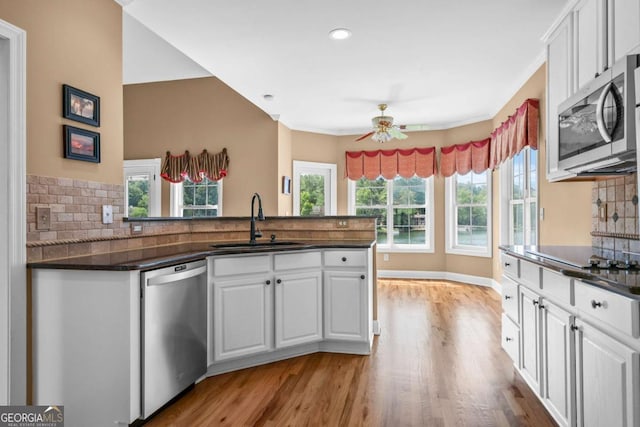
[[300, 174, 325, 216], [182, 177, 219, 217], [127, 179, 149, 218]]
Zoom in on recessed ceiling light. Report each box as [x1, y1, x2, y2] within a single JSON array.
[[329, 28, 352, 40], [263, 94, 275, 101]]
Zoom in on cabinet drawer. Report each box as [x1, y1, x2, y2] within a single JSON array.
[[541, 268, 573, 306], [501, 276, 519, 323], [501, 313, 520, 365], [324, 250, 367, 267], [212, 255, 271, 277], [274, 251, 321, 271], [520, 259, 541, 290], [575, 281, 640, 337], [501, 253, 519, 279]]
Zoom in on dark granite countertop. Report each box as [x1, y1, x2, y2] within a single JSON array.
[[500, 245, 640, 299], [27, 240, 376, 272]]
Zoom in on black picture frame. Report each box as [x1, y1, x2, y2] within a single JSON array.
[[64, 125, 100, 163], [282, 176, 291, 194], [62, 84, 100, 127]]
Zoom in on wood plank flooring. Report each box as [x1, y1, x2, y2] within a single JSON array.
[[145, 279, 556, 426]]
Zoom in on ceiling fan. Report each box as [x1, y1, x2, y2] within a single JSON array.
[[355, 104, 409, 143]]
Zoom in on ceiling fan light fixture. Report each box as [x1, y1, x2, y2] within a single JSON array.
[[329, 28, 352, 40]]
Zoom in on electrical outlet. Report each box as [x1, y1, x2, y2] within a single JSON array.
[[102, 205, 113, 224], [36, 206, 51, 230], [383, 253, 389, 261], [131, 223, 143, 235], [336, 219, 349, 228]]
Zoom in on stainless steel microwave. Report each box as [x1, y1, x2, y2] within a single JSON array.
[[558, 55, 639, 174]]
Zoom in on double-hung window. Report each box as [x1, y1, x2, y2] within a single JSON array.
[[349, 176, 434, 252], [170, 177, 222, 217], [445, 170, 492, 257], [506, 147, 538, 245]]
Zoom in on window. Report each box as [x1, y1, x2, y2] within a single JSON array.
[[293, 161, 337, 216], [445, 170, 492, 257], [349, 176, 434, 251], [170, 177, 222, 217], [123, 158, 161, 217], [507, 147, 538, 245]]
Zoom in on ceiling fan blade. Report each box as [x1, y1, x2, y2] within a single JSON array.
[[399, 124, 431, 132], [389, 127, 408, 140], [355, 131, 375, 142]]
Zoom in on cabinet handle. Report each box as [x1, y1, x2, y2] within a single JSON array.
[[342, 257, 347, 262], [571, 325, 579, 331], [591, 300, 602, 309], [360, 274, 365, 280], [265, 280, 271, 285], [276, 279, 282, 284], [595, 72, 600, 78], [504, 262, 511, 267], [539, 304, 546, 310], [505, 337, 513, 342], [504, 295, 512, 300], [533, 299, 539, 306]]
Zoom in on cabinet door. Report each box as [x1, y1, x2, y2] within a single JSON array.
[[546, 13, 575, 181], [541, 300, 574, 427], [275, 270, 322, 348], [610, 0, 640, 64], [574, 0, 607, 89], [520, 286, 542, 393], [575, 320, 639, 427], [324, 270, 367, 341], [213, 274, 273, 361]]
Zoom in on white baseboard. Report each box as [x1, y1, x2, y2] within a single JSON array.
[[377, 270, 502, 294]]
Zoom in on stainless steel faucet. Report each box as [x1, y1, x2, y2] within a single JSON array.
[[250, 193, 265, 244]]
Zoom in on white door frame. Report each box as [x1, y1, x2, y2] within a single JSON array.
[[0, 19, 26, 405], [123, 158, 162, 217], [292, 160, 337, 216]]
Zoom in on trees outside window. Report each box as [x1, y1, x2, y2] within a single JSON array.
[[171, 177, 222, 217]]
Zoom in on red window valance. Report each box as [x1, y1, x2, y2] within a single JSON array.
[[160, 148, 229, 183], [345, 147, 437, 180], [489, 98, 539, 169], [439, 138, 491, 177]]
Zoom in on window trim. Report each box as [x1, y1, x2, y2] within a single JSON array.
[[445, 171, 493, 258], [348, 176, 434, 253], [170, 178, 223, 217], [292, 160, 337, 216]]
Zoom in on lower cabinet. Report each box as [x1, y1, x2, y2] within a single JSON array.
[[324, 270, 369, 341], [275, 270, 323, 348], [520, 286, 542, 392], [575, 319, 639, 427], [212, 273, 273, 361]]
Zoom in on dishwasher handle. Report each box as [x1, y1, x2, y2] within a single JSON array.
[[146, 265, 207, 287]]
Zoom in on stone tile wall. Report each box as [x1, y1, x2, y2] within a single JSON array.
[[591, 174, 640, 254]]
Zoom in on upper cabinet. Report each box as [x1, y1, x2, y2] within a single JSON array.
[[543, 0, 640, 181]]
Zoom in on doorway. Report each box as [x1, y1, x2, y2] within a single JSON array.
[[123, 158, 161, 217], [0, 19, 26, 405], [292, 161, 337, 216]]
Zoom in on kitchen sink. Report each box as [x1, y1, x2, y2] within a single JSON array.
[[210, 241, 307, 249]]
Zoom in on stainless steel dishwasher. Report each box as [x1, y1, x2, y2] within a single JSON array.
[[141, 259, 207, 419]]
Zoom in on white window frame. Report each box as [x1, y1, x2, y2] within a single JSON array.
[[499, 147, 539, 246], [293, 160, 337, 216], [123, 158, 161, 217], [348, 176, 434, 253], [170, 177, 223, 217], [445, 171, 492, 257]]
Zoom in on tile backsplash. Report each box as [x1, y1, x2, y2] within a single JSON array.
[[591, 174, 640, 253]]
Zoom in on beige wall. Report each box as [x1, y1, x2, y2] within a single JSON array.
[[123, 77, 279, 216], [0, 0, 123, 184], [277, 122, 293, 216]]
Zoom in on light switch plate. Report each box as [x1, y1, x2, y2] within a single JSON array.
[[102, 205, 113, 224], [36, 206, 51, 230]]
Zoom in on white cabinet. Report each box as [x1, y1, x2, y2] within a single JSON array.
[[574, 0, 607, 89], [540, 299, 574, 427], [275, 270, 322, 348], [324, 270, 369, 341], [31, 269, 141, 427], [212, 272, 273, 361], [546, 13, 575, 181], [611, 0, 640, 64], [575, 319, 639, 427], [520, 286, 542, 392]]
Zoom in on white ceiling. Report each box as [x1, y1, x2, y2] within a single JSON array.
[[120, 0, 569, 135]]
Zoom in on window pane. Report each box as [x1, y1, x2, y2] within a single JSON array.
[[456, 173, 471, 204], [513, 151, 524, 200], [457, 206, 471, 226], [392, 176, 425, 206], [181, 177, 219, 217], [207, 183, 218, 205], [357, 207, 387, 244], [471, 206, 487, 227], [529, 201, 538, 245], [529, 149, 538, 197], [393, 208, 426, 245], [355, 177, 387, 206], [126, 175, 149, 218], [300, 173, 325, 216], [470, 226, 488, 246], [512, 204, 524, 245]]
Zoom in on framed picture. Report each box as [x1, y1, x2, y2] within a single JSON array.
[[282, 176, 291, 194], [62, 84, 100, 127], [64, 125, 100, 163]]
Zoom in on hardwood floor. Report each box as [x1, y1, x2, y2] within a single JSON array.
[[146, 279, 556, 426]]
